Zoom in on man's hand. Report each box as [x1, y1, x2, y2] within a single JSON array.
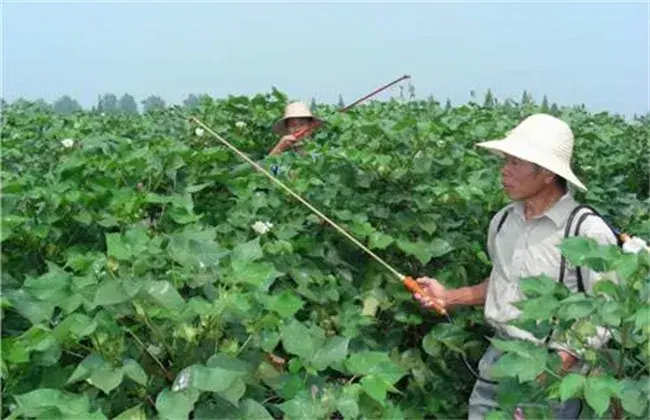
[[558, 350, 578, 371], [414, 277, 447, 313], [270, 134, 300, 155], [536, 350, 578, 385], [280, 134, 300, 149]]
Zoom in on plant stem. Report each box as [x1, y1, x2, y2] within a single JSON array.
[[143, 313, 176, 365], [123, 326, 173, 381], [617, 326, 628, 379]]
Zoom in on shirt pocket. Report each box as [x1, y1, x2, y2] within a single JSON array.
[[515, 231, 564, 280]]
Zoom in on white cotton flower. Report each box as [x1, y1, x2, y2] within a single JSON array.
[[235, 121, 246, 129], [195, 128, 205, 137], [61, 138, 75, 148], [252, 220, 273, 235], [622, 236, 649, 254]]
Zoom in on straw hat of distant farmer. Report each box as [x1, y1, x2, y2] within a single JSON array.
[[475, 113, 587, 192], [272, 101, 325, 136]]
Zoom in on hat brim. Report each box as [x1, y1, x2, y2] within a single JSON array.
[[476, 137, 587, 192], [272, 116, 325, 136]]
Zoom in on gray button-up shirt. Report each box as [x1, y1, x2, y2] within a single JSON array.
[[484, 193, 618, 355]]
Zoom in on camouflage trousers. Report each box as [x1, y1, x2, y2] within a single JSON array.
[[467, 344, 583, 420]]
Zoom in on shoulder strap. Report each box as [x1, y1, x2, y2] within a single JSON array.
[[496, 211, 509, 233], [560, 204, 621, 292], [558, 205, 587, 287]]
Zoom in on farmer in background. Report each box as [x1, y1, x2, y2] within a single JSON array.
[[414, 114, 617, 419], [269, 101, 325, 156]]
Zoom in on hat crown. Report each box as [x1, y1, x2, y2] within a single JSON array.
[[509, 114, 574, 163], [283, 101, 314, 119]]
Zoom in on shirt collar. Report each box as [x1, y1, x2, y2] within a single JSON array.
[[510, 192, 577, 228]]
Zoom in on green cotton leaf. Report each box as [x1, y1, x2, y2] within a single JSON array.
[[519, 275, 562, 298], [616, 252, 641, 282], [5, 288, 56, 325], [311, 336, 350, 371], [620, 379, 648, 417], [280, 319, 325, 362], [259, 330, 280, 353], [559, 373, 586, 402], [88, 366, 124, 395], [206, 353, 255, 376], [512, 295, 561, 321], [396, 239, 434, 265], [143, 280, 186, 312], [584, 376, 615, 416], [122, 359, 148, 386], [231, 238, 264, 264], [559, 236, 600, 266], [417, 215, 438, 235], [490, 353, 546, 383], [13, 388, 95, 418], [233, 399, 274, 420], [106, 226, 150, 261], [559, 237, 620, 272], [345, 351, 407, 385], [360, 375, 390, 406], [67, 354, 106, 384], [93, 277, 142, 307], [185, 183, 210, 193], [155, 389, 198, 420], [167, 225, 228, 270], [23, 262, 72, 302], [231, 260, 282, 291], [421, 322, 474, 356], [144, 193, 173, 204], [597, 301, 622, 327], [219, 378, 246, 406], [557, 298, 596, 320], [265, 290, 304, 318], [277, 390, 331, 420], [112, 405, 147, 420], [172, 364, 244, 393], [52, 313, 98, 341], [592, 280, 620, 299], [429, 238, 454, 258], [368, 231, 394, 250], [633, 306, 650, 331], [337, 384, 361, 419]]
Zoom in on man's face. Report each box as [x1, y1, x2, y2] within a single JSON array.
[[500, 154, 555, 200], [286, 117, 313, 135]]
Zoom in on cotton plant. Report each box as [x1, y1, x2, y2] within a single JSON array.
[[61, 138, 75, 148]]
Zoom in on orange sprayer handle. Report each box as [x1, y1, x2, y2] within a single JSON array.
[[402, 276, 446, 315]]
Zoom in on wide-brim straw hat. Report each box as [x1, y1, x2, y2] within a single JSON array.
[[272, 101, 325, 136], [475, 113, 587, 192]]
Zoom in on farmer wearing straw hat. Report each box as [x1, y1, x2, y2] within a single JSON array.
[[269, 101, 325, 156], [414, 114, 618, 419], [230, 101, 325, 178]]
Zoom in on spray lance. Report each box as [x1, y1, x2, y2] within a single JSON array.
[[186, 75, 504, 382], [289, 74, 411, 141], [189, 75, 440, 308]]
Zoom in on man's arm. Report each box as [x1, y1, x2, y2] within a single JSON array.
[[415, 277, 489, 312], [445, 279, 489, 309]]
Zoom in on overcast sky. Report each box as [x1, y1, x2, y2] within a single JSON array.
[[2, 1, 648, 117]]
